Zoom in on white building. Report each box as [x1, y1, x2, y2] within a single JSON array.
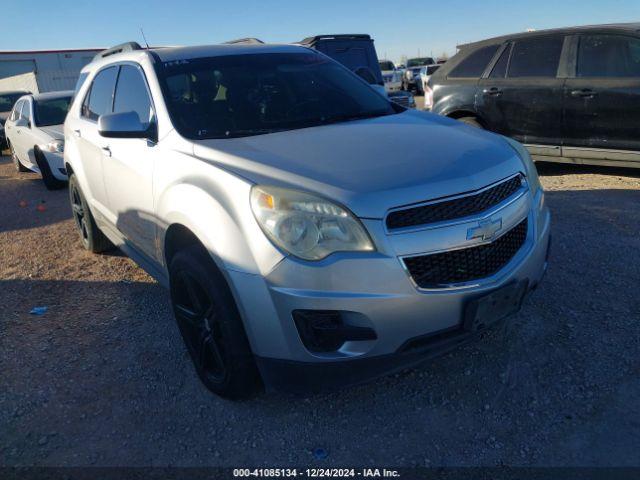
[[0, 48, 103, 93]]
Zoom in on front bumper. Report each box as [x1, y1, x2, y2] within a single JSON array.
[[42, 150, 68, 180], [228, 190, 551, 393]]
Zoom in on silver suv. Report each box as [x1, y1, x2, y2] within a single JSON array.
[[64, 41, 551, 398]]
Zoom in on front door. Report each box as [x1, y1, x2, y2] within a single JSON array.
[[563, 33, 640, 152], [101, 64, 158, 262], [477, 35, 567, 146]]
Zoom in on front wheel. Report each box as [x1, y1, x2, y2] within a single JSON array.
[[169, 245, 262, 399], [68, 174, 113, 253]]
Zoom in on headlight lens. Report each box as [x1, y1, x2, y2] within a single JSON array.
[[45, 140, 64, 153], [503, 136, 541, 195], [250, 186, 375, 261]]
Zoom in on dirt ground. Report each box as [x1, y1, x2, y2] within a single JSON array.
[[1, 152, 639, 467]]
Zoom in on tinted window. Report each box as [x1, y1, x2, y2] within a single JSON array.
[[449, 45, 499, 78], [113, 65, 153, 126], [490, 44, 511, 78], [83, 66, 118, 120], [577, 35, 640, 78], [34, 96, 72, 127], [0, 93, 23, 113], [379, 61, 395, 71], [158, 52, 396, 140], [508, 37, 563, 77]]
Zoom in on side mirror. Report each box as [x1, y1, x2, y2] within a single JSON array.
[[15, 117, 28, 128], [98, 111, 154, 139]]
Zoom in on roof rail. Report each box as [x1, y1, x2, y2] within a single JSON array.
[[298, 34, 372, 45], [224, 37, 264, 45], [93, 42, 143, 61]]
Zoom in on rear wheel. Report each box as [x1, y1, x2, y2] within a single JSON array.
[[169, 245, 262, 399], [68, 174, 112, 253], [10, 142, 28, 172], [34, 147, 66, 190], [457, 116, 484, 129]]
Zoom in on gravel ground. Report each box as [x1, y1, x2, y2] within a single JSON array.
[[1, 153, 639, 468]]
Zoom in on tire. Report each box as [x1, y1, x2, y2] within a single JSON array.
[[169, 245, 262, 399], [68, 174, 113, 253], [9, 142, 28, 172], [458, 116, 484, 129], [34, 147, 66, 190]]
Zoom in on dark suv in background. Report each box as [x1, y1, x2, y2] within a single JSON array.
[[429, 23, 640, 169]]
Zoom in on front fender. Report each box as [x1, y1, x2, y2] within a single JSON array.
[[156, 179, 285, 277]]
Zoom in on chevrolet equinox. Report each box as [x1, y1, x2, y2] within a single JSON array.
[[64, 41, 551, 398]]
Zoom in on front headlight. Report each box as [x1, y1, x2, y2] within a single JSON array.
[[503, 136, 541, 195], [45, 140, 64, 153], [250, 186, 375, 261]]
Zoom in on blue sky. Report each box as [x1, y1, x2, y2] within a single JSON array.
[[4, 0, 639, 62]]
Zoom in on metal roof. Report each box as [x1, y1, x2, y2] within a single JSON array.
[[458, 22, 640, 49]]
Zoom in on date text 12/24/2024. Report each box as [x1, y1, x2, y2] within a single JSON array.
[[233, 468, 401, 478]]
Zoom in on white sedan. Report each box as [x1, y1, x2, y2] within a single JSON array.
[[4, 91, 73, 189]]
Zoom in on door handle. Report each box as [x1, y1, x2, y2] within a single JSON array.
[[483, 87, 503, 96], [73, 129, 82, 137], [570, 89, 597, 98], [101, 146, 112, 157]]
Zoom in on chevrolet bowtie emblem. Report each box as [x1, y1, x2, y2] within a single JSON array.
[[467, 218, 503, 241]]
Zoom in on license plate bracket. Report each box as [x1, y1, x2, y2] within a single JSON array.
[[463, 281, 528, 332]]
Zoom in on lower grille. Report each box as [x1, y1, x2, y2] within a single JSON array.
[[403, 218, 528, 288]]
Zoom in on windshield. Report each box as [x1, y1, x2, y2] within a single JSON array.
[[157, 52, 397, 139], [34, 96, 72, 127], [0, 93, 23, 113], [378, 61, 395, 71], [407, 57, 434, 67]]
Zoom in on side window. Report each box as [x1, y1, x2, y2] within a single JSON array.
[[82, 66, 118, 121], [10, 100, 23, 121], [22, 100, 31, 123], [577, 35, 640, 78], [508, 36, 564, 78], [489, 44, 512, 78], [113, 65, 153, 125], [449, 45, 499, 78]]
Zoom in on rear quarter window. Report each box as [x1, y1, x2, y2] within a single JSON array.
[[448, 45, 499, 78]]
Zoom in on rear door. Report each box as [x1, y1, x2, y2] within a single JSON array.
[[563, 33, 640, 152], [477, 35, 567, 146], [101, 64, 158, 261]]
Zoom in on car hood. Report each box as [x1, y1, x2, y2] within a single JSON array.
[[192, 110, 524, 219], [39, 124, 64, 140]]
